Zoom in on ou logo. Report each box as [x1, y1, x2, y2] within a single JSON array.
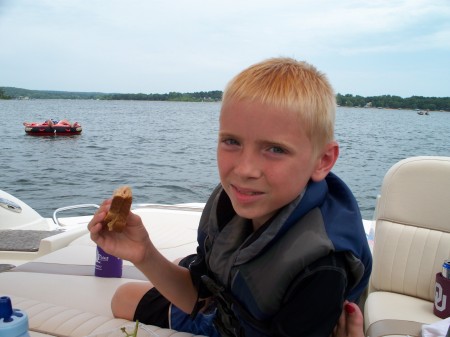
[[435, 282, 447, 312]]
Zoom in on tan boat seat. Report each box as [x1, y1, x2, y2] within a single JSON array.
[[364, 156, 450, 337]]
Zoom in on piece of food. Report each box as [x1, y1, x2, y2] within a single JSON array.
[[103, 186, 132, 232]]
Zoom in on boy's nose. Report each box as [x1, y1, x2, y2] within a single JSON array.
[[234, 151, 262, 178]]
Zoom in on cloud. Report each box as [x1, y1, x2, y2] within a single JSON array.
[[0, 0, 449, 96]]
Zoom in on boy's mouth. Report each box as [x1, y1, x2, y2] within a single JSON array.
[[232, 185, 264, 197], [232, 185, 262, 195]]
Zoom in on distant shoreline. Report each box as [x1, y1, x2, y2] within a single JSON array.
[[1, 86, 449, 111]]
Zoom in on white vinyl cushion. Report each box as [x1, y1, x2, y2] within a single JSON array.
[[9, 296, 204, 337], [376, 156, 450, 232], [371, 220, 450, 301], [365, 156, 450, 337]]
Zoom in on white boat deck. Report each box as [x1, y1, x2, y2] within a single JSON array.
[[0, 203, 205, 337]]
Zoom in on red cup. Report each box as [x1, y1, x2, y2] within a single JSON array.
[[434, 272, 450, 318]]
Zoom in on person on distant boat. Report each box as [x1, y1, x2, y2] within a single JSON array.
[[45, 119, 57, 127], [45, 119, 77, 128], [23, 119, 80, 129], [57, 119, 72, 126], [88, 57, 372, 337]]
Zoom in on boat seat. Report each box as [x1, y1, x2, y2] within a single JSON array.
[[0, 238, 198, 315], [0, 227, 201, 336], [8, 295, 205, 337], [0, 253, 205, 337], [0, 269, 148, 319], [364, 156, 450, 337]]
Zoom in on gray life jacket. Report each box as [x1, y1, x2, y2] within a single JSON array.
[[197, 175, 371, 336]]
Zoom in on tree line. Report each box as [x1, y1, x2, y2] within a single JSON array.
[[102, 91, 222, 102], [1, 87, 448, 111], [0, 89, 11, 99], [0, 87, 222, 102], [336, 93, 449, 111]]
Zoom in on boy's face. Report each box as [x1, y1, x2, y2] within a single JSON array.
[[217, 99, 324, 230]]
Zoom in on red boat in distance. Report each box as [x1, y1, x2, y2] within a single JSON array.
[[23, 119, 82, 136]]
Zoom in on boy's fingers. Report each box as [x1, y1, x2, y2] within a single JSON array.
[[89, 221, 104, 234], [88, 199, 112, 231], [344, 302, 364, 337]]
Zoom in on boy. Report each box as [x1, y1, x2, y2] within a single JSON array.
[[89, 57, 372, 336]]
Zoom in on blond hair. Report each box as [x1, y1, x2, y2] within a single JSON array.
[[221, 57, 336, 155]]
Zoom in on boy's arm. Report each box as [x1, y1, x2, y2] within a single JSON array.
[[271, 253, 348, 336], [89, 200, 199, 314], [133, 244, 199, 314]]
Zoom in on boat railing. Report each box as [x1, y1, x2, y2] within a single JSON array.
[[132, 203, 205, 212], [52, 204, 100, 227], [51, 202, 205, 228]]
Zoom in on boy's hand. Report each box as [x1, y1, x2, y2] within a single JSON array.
[[88, 199, 152, 265], [331, 301, 365, 337]]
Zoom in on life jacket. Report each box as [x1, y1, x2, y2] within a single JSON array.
[[197, 172, 372, 336]]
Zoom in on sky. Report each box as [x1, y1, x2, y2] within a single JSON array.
[[0, 0, 449, 97]]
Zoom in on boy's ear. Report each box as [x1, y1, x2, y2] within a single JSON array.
[[310, 141, 339, 182]]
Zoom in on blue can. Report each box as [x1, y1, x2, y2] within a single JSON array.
[[443, 260, 450, 279]]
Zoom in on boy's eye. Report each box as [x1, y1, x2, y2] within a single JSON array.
[[269, 146, 286, 154], [223, 138, 239, 146]]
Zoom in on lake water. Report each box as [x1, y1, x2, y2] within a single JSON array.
[[1, 99, 449, 220]]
